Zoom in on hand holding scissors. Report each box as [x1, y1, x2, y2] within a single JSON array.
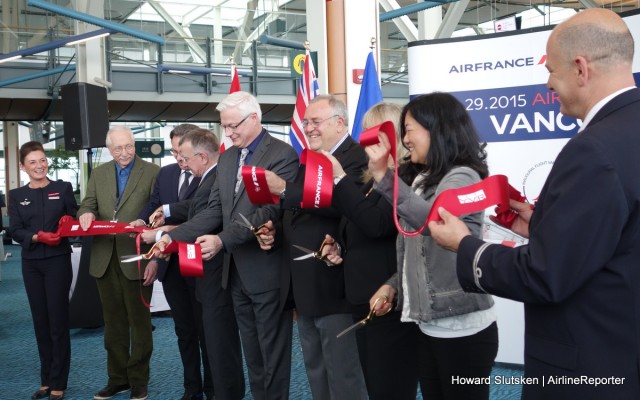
[[235, 213, 269, 244], [336, 295, 391, 338], [293, 236, 340, 267], [254, 220, 276, 250], [148, 207, 165, 229], [120, 240, 169, 263]]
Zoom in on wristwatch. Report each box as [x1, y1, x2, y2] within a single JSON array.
[[333, 173, 346, 186], [279, 186, 286, 200]]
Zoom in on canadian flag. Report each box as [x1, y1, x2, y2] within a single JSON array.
[[220, 65, 241, 153]]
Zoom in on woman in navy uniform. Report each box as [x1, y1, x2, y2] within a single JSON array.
[[9, 141, 78, 400]]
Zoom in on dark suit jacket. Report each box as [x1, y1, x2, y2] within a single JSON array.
[[168, 167, 222, 299], [168, 131, 299, 298], [77, 156, 160, 280], [281, 136, 368, 316], [137, 163, 200, 225], [457, 88, 640, 399], [9, 179, 78, 259], [136, 163, 199, 281], [332, 178, 397, 306]]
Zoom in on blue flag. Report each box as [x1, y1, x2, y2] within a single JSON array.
[[351, 52, 383, 141]]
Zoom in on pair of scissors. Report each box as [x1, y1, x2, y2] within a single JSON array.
[[293, 238, 335, 267], [120, 241, 165, 263], [235, 213, 268, 240], [336, 296, 390, 338]]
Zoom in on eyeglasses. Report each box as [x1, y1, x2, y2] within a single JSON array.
[[111, 144, 135, 155], [221, 113, 252, 131], [302, 114, 339, 128], [182, 152, 202, 163], [170, 149, 179, 157]]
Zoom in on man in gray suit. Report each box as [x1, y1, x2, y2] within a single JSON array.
[[78, 126, 160, 400], [155, 92, 299, 400]]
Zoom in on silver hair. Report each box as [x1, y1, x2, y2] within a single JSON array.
[[215, 91, 262, 122], [105, 126, 135, 147], [309, 95, 349, 127]]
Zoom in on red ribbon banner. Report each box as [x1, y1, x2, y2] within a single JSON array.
[[359, 122, 529, 237], [300, 149, 333, 209], [57, 217, 147, 237], [241, 165, 279, 204], [178, 242, 204, 278], [134, 239, 204, 278]]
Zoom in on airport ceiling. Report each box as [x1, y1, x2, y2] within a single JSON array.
[[2, 0, 639, 123]]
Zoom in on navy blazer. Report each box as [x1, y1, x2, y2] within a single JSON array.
[[457, 88, 640, 399], [9, 179, 78, 259], [137, 163, 200, 225]]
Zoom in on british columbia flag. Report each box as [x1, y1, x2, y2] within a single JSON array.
[[289, 52, 319, 155]]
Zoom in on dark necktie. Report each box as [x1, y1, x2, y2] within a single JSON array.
[[178, 171, 191, 201]]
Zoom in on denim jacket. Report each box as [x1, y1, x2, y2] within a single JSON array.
[[377, 166, 494, 322]]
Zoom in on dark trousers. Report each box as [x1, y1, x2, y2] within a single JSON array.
[[353, 308, 420, 400], [229, 266, 292, 400], [196, 260, 245, 400], [418, 321, 499, 400], [96, 255, 153, 387], [162, 259, 213, 395], [22, 254, 72, 391]]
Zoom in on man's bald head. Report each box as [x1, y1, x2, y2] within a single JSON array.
[[551, 8, 633, 70]]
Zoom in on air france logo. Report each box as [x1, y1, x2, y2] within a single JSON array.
[[458, 190, 487, 204], [450, 55, 546, 74]]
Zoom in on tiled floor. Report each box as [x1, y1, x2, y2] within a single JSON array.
[[0, 245, 523, 399]]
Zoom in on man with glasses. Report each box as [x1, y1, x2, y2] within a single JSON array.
[[133, 124, 213, 400], [154, 91, 298, 400], [261, 95, 369, 399], [77, 126, 160, 400]]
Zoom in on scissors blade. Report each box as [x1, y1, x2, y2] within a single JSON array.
[[237, 213, 254, 230], [336, 320, 365, 338], [120, 255, 145, 263], [292, 244, 318, 261]]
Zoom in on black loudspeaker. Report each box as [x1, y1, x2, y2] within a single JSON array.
[[61, 82, 109, 150]]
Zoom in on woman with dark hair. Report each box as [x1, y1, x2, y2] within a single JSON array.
[[367, 92, 498, 400], [9, 141, 78, 400]]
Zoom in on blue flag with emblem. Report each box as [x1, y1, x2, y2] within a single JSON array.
[[351, 52, 383, 142]]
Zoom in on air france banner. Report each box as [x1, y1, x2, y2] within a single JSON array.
[[407, 10, 640, 365]]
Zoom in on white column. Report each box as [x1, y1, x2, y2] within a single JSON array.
[[72, 0, 107, 85], [213, 6, 224, 64], [418, 6, 442, 40], [343, 0, 379, 130], [4, 121, 20, 197], [305, 0, 328, 94]]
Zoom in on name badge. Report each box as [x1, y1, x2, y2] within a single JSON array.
[[48, 192, 60, 200]]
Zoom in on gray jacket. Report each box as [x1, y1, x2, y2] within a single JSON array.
[[377, 166, 494, 322]]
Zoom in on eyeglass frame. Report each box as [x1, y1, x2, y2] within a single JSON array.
[[221, 113, 253, 131], [181, 152, 203, 163], [110, 143, 135, 155], [302, 114, 339, 128]]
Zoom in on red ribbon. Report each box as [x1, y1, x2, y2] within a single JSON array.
[[359, 122, 529, 237], [57, 217, 146, 237], [300, 149, 333, 208], [56, 216, 203, 278], [133, 238, 203, 278], [241, 165, 279, 204], [177, 242, 204, 278]]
